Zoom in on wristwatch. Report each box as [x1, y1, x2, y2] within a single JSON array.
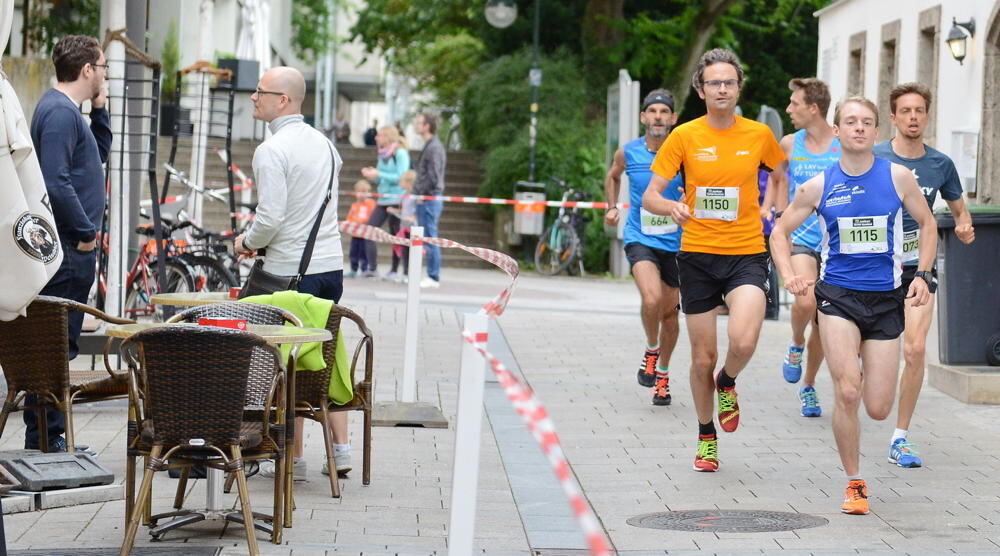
[[914, 270, 933, 284]]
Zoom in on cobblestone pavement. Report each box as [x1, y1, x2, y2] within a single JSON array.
[[4, 267, 1000, 554]]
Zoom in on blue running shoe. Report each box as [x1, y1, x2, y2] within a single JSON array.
[[799, 386, 821, 417], [782, 343, 804, 383], [888, 438, 922, 468]]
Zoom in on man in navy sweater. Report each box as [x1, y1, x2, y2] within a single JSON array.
[[26, 35, 111, 452]]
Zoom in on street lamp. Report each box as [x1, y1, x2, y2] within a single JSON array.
[[486, 0, 541, 181], [946, 17, 975, 65], [484, 0, 517, 29]]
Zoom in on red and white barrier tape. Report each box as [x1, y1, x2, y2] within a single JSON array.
[[214, 148, 255, 192], [339, 222, 611, 555], [344, 191, 629, 210]]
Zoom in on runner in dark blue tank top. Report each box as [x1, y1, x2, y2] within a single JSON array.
[[874, 83, 976, 470], [771, 97, 936, 517], [605, 89, 684, 406]]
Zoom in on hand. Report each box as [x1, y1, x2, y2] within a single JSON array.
[[361, 167, 378, 180], [670, 202, 692, 226], [906, 275, 931, 307], [233, 234, 255, 257], [955, 223, 975, 244], [91, 86, 107, 110], [76, 239, 97, 252], [760, 205, 773, 221], [604, 207, 620, 227], [782, 274, 815, 296]]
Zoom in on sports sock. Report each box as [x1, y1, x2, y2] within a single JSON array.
[[716, 368, 736, 389], [698, 421, 716, 437], [655, 365, 669, 380], [646, 344, 659, 352], [847, 474, 863, 481], [334, 443, 351, 453], [891, 429, 907, 443]]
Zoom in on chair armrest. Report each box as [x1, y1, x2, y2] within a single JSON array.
[[36, 295, 136, 325]]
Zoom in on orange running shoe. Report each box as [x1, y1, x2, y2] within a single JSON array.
[[693, 435, 719, 472], [637, 348, 659, 387], [841, 479, 870, 515], [652, 375, 671, 406], [715, 370, 740, 432]]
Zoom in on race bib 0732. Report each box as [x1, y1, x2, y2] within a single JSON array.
[[640, 208, 678, 235], [694, 187, 739, 221], [837, 215, 888, 254], [902, 229, 919, 264]]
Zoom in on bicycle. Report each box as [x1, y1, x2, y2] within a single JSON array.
[[534, 178, 589, 276]]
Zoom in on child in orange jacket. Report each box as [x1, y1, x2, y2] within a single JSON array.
[[346, 179, 377, 277]]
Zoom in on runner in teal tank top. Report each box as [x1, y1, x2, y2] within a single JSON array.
[[604, 89, 683, 406], [769, 78, 839, 415]]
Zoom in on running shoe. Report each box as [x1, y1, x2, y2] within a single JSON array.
[[888, 438, 922, 468], [636, 348, 659, 387], [652, 375, 671, 406], [693, 435, 719, 472], [782, 343, 804, 383], [799, 386, 822, 417], [841, 479, 870, 515], [715, 370, 740, 432]]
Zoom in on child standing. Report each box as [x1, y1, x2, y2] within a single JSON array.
[[389, 170, 419, 282], [345, 179, 377, 277]]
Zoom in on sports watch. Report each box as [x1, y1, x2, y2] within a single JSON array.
[[914, 270, 933, 284]]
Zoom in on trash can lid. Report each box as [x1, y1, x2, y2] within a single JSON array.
[[936, 204, 1000, 228]]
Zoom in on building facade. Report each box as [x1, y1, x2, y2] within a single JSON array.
[[816, 0, 1000, 204]]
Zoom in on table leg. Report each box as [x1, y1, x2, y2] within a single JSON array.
[[206, 467, 223, 511]]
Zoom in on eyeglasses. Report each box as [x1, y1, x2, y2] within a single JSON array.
[[91, 63, 109, 72], [703, 79, 739, 90], [253, 88, 286, 97]]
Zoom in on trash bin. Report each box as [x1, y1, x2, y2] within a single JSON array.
[[935, 204, 1000, 365], [513, 181, 546, 236]]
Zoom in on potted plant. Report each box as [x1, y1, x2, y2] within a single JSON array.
[[158, 21, 188, 136]]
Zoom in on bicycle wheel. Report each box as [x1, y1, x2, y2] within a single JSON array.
[[124, 260, 195, 319], [534, 220, 578, 276], [184, 254, 239, 291]]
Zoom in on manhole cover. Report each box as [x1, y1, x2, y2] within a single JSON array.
[[627, 509, 828, 532]]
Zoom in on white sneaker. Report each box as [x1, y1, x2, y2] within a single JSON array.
[[256, 458, 307, 481], [384, 271, 399, 281], [420, 277, 440, 289], [322, 451, 352, 476]]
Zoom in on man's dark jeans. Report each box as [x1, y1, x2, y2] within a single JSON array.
[[298, 270, 344, 304], [24, 243, 98, 448]]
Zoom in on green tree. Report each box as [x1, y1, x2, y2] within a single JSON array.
[[291, 0, 342, 63], [23, 0, 100, 56], [396, 32, 485, 109], [160, 21, 180, 103]]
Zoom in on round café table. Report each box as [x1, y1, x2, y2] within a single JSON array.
[[107, 321, 331, 541], [149, 291, 237, 307]]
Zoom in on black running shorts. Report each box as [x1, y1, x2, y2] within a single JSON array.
[[791, 243, 821, 274], [814, 280, 905, 340], [625, 243, 680, 287], [900, 265, 938, 295], [676, 252, 770, 314]]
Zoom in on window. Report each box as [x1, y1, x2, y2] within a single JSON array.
[[848, 31, 866, 96], [917, 6, 941, 146], [878, 20, 900, 141]]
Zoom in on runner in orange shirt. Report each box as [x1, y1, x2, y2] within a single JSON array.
[[643, 48, 786, 472]]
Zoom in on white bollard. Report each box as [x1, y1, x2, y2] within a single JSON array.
[[448, 313, 490, 554], [401, 226, 424, 403]]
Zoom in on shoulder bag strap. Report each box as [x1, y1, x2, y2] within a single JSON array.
[[295, 142, 337, 279]]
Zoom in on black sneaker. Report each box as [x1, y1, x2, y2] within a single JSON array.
[[652, 376, 671, 406], [24, 436, 93, 454], [637, 349, 659, 387]]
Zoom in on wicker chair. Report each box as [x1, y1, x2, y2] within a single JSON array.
[[120, 326, 287, 554], [0, 295, 134, 452], [294, 304, 374, 498]]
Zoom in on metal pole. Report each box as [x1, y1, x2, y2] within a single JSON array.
[[104, 0, 128, 318], [401, 226, 424, 403], [447, 313, 489, 554], [528, 0, 541, 181]]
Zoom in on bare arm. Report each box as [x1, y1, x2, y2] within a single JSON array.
[[772, 173, 823, 295], [642, 173, 689, 225], [773, 135, 794, 212], [946, 197, 975, 244], [604, 147, 625, 227], [893, 164, 937, 306]]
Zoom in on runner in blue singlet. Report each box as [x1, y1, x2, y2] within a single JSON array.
[[771, 97, 936, 517], [768, 78, 840, 416], [605, 89, 684, 406]]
